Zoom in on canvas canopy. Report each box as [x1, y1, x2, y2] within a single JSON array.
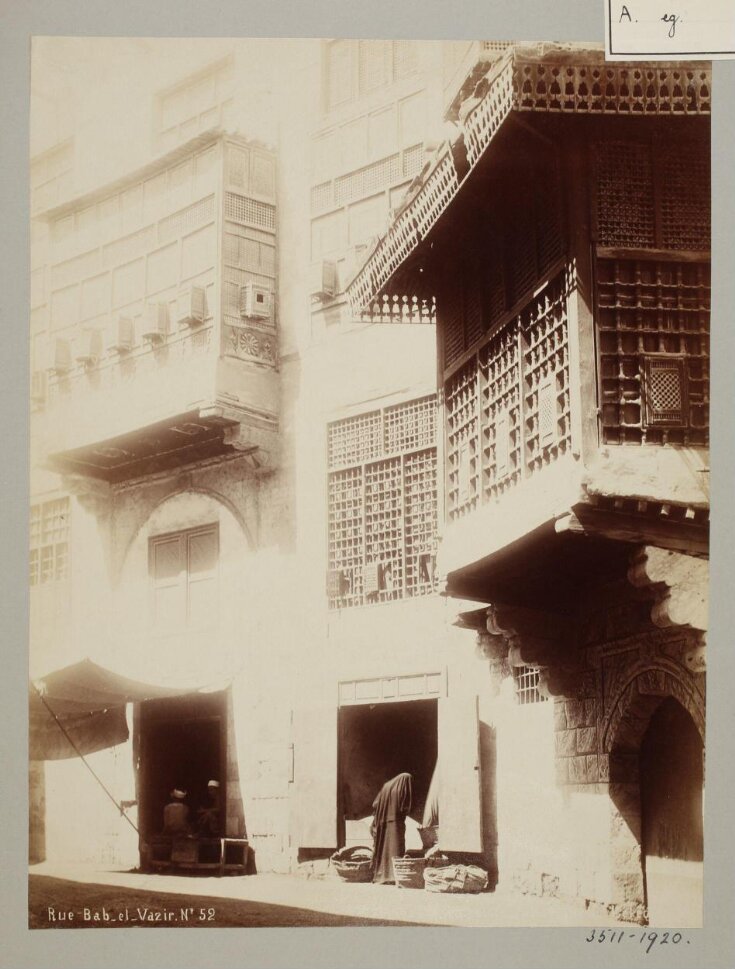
[[29, 658, 204, 760]]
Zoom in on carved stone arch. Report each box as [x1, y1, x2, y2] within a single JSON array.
[[603, 662, 705, 760], [603, 663, 705, 924]]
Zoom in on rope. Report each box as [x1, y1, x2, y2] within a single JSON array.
[[31, 683, 139, 835]]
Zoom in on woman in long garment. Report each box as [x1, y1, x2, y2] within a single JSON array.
[[370, 772, 413, 884]]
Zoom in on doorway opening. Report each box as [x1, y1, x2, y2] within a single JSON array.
[[338, 698, 438, 850], [639, 697, 704, 925], [137, 691, 227, 848]]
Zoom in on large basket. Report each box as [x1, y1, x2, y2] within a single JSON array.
[[331, 846, 374, 883], [392, 856, 427, 889], [424, 864, 488, 894]]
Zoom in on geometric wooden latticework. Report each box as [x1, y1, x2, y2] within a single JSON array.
[[596, 141, 656, 249], [595, 139, 710, 252], [445, 268, 573, 520], [327, 396, 437, 608], [446, 360, 480, 519], [596, 257, 710, 445], [327, 410, 382, 469], [643, 356, 687, 426], [522, 277, 572, 474]]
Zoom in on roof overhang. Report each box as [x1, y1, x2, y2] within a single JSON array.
[[346, 45, 712, 315]]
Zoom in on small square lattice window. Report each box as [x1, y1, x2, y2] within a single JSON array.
[[512, 666, 547, 705], [642, 356, 688, 427]]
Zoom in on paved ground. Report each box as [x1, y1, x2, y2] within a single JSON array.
[[30, 863, 623, 929]]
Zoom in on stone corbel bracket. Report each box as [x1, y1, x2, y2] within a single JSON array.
[[627, 546, 708, 672], [60, 473, 112, 516], [221, 424, 279, 474], [485, 604, 587, 698]]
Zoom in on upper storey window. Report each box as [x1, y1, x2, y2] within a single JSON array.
[[31, 140, 74, 215], [149, 525, 219, 633], [593, 137, 710, 445], [156, 57, 234, 148], [30, 498, 70, 586], [327, 396, 438, 609], [325, 41, 422, 112]]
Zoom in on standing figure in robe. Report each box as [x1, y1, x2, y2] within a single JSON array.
[[370, 772, 413, 884]]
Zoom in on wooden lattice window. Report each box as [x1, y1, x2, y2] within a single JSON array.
[[446, 360, 479, 518], [642, 356, 688, 427], [29, 497, 70, 586], [594, 138, 710, 252], [512, 666, 547, 705], [325, 40, 423, 112], [327, 397, 437, 608], [596, 257, 709, 445], [445, 268, 573, 519]]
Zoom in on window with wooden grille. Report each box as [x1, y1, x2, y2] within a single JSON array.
[[445, 268, 573, 519], [593, 136, 710, 446], [325, 40, 423, 111], [149, 525, 219, 633], [596, 257, 709, 445], [512, 666, 547, 705], [29, 498, 70, 587], [594, 139, 710, 252], [327, 396, 438, 608]]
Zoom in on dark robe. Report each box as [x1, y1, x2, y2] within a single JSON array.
[[370, 773, 413, 884]]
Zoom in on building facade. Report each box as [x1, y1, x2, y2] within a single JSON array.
[[30, 39, 710, 925], [349, 44, 710, 925]]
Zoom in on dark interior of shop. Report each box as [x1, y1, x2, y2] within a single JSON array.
[[338, 698, 438, 826]]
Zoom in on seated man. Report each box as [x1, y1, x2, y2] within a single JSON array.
[[196, 779, 221, 837], [162, 788, 191, 836]]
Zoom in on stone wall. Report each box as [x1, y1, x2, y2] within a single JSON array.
[[485, 557, 706, 924]]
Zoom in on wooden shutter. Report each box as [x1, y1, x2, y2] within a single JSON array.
[[438, 693, 482, 852], [293, 705, 338, 849], [150, 534, 186, 631]]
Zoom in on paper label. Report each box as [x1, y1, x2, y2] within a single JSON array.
[[606, 0, 735, 58]]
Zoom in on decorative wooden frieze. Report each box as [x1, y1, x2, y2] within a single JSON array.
[[346, 48, 712, 315], [225, 324, 277, 367], [515, 60, 711, 116]]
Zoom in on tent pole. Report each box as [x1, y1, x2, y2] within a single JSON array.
[[31, 683, 139, 835]]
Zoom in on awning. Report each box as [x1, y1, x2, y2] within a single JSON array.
[[29, 658, 205, 761]]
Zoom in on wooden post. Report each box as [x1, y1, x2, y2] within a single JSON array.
[[563, 129, 599, 466]]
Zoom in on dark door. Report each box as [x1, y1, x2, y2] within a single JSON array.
[[639, 697, 704, 926]]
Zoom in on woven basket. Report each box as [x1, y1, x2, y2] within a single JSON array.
[[331, 846, 374, 883], [393, 856, 427, 889], [424, 864, 488, 894]]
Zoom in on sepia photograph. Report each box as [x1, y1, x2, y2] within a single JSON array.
[[27, 34, 712, 935]]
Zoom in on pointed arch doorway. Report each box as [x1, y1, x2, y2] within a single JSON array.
[[639, 697, 704, 926]]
